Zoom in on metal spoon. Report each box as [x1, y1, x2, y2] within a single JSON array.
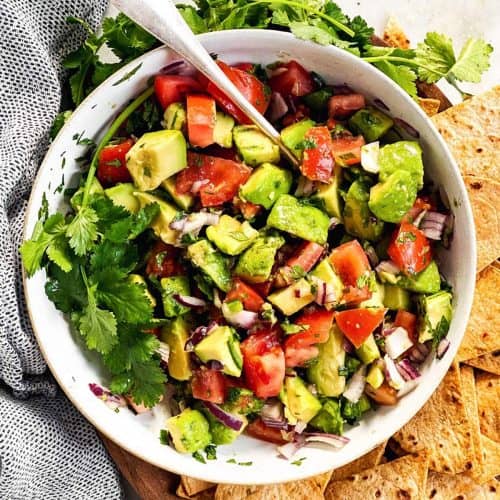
[[111, 0, 300, 168]]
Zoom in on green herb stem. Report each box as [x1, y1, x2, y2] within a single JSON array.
[[360, 55, 445, 78], [82, 85, 154, 207]]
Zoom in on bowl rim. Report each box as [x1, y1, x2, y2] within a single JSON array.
[[22, 28, 476, 484]]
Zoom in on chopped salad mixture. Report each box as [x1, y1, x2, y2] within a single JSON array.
[[23, 58, 455, 460]]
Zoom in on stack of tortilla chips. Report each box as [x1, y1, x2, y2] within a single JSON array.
[[174, 20, 499, 499]]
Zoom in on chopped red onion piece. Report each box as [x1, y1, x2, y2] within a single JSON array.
[[170, 211, 220, 236], [206, 360, 224, 371], [89, 383, 127, 410], [343, 365, 367, 403], [160, 59, 195, 75], [203, 402, 244, 431], [413, 209, 427, 228], [174, 294, 207, 308], [262, 418, 289, 430], [384, 354, 406, 390], [373, 98, 390, 111], [343, 337, 355, 354], [436, 338, 450, 359], [261, 400, 283, 421], [332, 84, 354, 95], [376, 260, 400, 276], [295, 176, 316, 197], [365, 245, 379, 267], [407, 342, 430, 363], [329, 217, 341, 229], [294, 421, 307, 434], [156, 342, 170, 364], [394, 117, 419, 138], [277, 436, 306, 460], [267, 92, 289, 122], [384, 326, 414, 359], [304, 433, 350, 448], [222, 303, 258, 329], [397, 378, 421, 398], [396, 358, 421, 381]]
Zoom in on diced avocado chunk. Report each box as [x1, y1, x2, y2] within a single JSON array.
[[307, 325, 346, 397], [342, 394, 371, 424], [134, 192, 180, 244], [194, 326, 243, 377], [356, 333, 381, 364], [239, 163, 293, 209], [213, 111, 235, 148], [383, 284, 411, 310], [314, 165, 344, 220], [348, 106, 394, 142], [105, 183, 140, 213], [378, 141, 424, 190], [233, 125, 280, 166], [203, 409, 247, 445], [311, 259, 343, 309], [280, 118, 315, 158], [163, 102, 186, 131], [360, 279, 385, 308], [206, 215, 259, 255], [397, 261, 441, 294], [161, 316, 192, 381], [283, 375, 322, 423], [129, 274, 156, 307], [161, 276, 190, 317], [369, 170, 418, 224], [126, 130, 187, 191], [366, 363, 384, 389], [161, 177, 194, 210], [223, 387, 264, 416], [418, 290, 452, 343], [165, 408, 211, 453], [267, 194, 330, 244], [234, 233, 284, 284], [268, 278, 314, 315], [71, 177, 103, 209], [309, 399, 344, 435], [344, 180, 385, 241]]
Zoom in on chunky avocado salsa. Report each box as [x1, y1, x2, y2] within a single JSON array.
[[23, 59, 454, 460]]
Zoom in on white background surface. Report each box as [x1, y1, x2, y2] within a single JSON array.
[[100, 1, 499, 497]]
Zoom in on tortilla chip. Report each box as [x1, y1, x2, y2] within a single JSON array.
[[383, 16, 410, 49], [463, 178, 500, 272], [466, 350, 500, 375], [459, 366, 483, 476], [324, 452, 429, 499], [393, 363, 476, 474], [190, 488, 216, 500], [426, 472, 499, 499], [311, 471, 333, 494], [417, 81, 452, 112], [418, 97, 441, 117], [457, 265, 500, 361], [476, 372, 500, 443], [214, 478, 323, 500], [431, 86, 500, 179], [177, 477, 214, 498], [479, 435, 500, 484], [329, 441, 387, 482]]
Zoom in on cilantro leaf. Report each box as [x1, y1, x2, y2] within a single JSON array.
[[45, 262, 87, 314], [348, 15, 374, 48], [66, 206, 98, 256], [450, 38, 493, 83], [105, 203, 160, 242], [374, 61, 418, 98], [178, 5, 208, 34], [46, 235, 73, 273], [91, 61, 124, 87], [90, 197, 130, 234], [415, 32, 456, 83], [50, 110, 72, 140], [323, 2, 349, 25], [90, 240, 138, 275], [290, 21, 336, 46]]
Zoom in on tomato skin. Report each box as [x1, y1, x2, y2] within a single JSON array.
[[186, 94, 216, 148], [205, 61, 270, 124], [226, 279, 264, 313], [335, 308, 386, 348], [145, 241, 184, 278], [96, 139, 134, 186], [284, 309, 334, 367], [286, 241, 324, 273], [233, 197, 262, 220], [328, 94, 366, 119], [175, 152, 252, 207], [191, 367, 226, 404], [154, 75, 202, 109], [301, 126, 335, 183], [331, 135, 365, 166], [241, 329, 285, 399], [394, 310, 417, 343], [387, 223, 432, 275], [269, 61, 315, 97], [329, 240, 371, 288], [246, 418, 290, 445], [402, 197, 433, 224], [341, 286, 372, 306], [251, 280, 273, 298]]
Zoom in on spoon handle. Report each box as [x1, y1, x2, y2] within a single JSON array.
[[111, 0, 300, 168]]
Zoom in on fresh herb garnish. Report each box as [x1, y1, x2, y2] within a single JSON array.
[[226, 458, 237, 464], [291, 456, 307, 466], [205, 444, 217, 460], [192, 451, 207, 464], [159, 429, 169, 445]]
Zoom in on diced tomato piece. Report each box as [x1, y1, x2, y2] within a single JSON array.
[[175, 152, 252, 207], [145, 241, 185, 278], [186, 94, 216, 148], [96, 139, 134, 186], [394, 310, 418, 343], [402, 196, 435, 224], [281, 103, 311, 127], [269, 61, 315, 97], [388, 223, 432, 275], [329, 240, 371, 288], [341, 286, 372, 306], [233, 197, 262, 220], [226, 279, 264, 312], [205, 61, 270, 124], [251, 280, 273, 298], [191, 367, 226, 404], [286, 241, 324, 273], [284, 344, 319, 368], [241, 328, 285, 398], [331, 135, 365, 166], [301, 126, 335, 183], [246, 418, 289, 445], [233, 62, 257, 74], [154, 75, 202, 109], [328, 94, 365, 119], [203, 145, 238, 161], [335, 308, 386, 348]]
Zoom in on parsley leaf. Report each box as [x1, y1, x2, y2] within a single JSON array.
[[66, 206, 98, 256]]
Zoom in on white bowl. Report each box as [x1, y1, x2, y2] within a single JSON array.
[[23, 30, 476, 485]]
